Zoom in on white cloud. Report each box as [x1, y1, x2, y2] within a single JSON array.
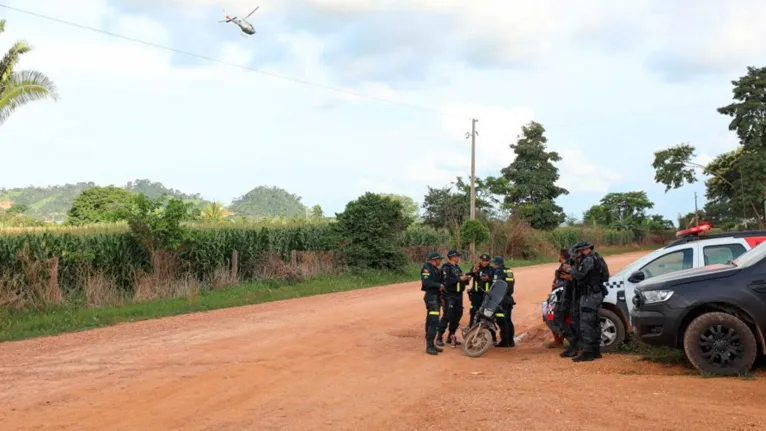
[[439, 102, 535, 173], [2, 0, 760, 222], [556, 149, 623, 194]]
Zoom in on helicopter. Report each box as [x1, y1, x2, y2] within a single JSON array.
[[219, 5, 259, 36]]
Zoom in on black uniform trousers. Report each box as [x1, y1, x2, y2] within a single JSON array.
[[438, 292, 464, 337], [423, 292, 440, 345]]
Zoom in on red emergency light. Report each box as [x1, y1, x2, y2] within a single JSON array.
[[675, 223, 712, 238]]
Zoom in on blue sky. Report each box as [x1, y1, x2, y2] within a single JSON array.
[[2, 0, 764, 223]]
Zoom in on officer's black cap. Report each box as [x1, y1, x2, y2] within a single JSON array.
[[447, 249, 461, 257], [572, 241, 594, 252], [479, 253, 491, 260], [426, 252, 443, 261], [492, 256, 504, 265]]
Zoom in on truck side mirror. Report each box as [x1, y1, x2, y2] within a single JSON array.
[[628, 271, 645, 284]]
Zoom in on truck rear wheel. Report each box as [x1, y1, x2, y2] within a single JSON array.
[[683, 312, 757, 376], [599, 308, 625, 353]]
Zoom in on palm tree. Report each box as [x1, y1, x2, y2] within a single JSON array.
[[201, 202, 232, 223], [0, 19, 58, 126]]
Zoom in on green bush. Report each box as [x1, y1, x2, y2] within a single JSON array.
[[460, 220, 490, 245], [334, 193, 412, 271]]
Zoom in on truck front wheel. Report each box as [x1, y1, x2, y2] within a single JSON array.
[[683, 312, 757, 376], [599, 308, 625, 353]]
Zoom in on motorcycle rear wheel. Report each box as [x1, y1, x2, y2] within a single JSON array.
[[463, 326, 493, 358]]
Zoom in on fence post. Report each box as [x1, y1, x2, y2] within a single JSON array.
[[291, 250, 297, 266], [231, 250, 238, 283], [48, 256, 62, 304]]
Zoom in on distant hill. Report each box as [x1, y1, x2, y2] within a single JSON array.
[[0, 179, 212, 219], [230, 186, 307, 218]]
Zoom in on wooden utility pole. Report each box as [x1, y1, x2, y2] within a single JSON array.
[[466, 119, 478, 258]]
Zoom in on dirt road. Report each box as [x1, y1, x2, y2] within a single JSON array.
[[1, 252, 765, 430]]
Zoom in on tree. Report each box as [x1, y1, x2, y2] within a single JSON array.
[[583, 204, 609, 226], [378, 194, 419, 219], [0, 19, 58, 126], [125, 194, 197, 253], [334, 193, 413, 271], [66, 186, 135, 225], [6, 203, 27, 215], [230, 186, 306, 218], [421, 177, 492, 245], [652, 143, 765, 227], [200, 202, 231, 223], [495, 121, 568, 230], [310, 204, 324, 219], [717, 66, 766, 151], [642, 215, 675, 232], [599, 191, 655, 225], [460, 220, 490, 247]]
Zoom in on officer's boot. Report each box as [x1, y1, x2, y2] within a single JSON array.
[[449, 333, 461, 346], [560, 345, 578, 358], [426, 343, 439, 355], [594, 346, 602, 358], [435, 332, 445, 347], [572, 351, 596, 362]]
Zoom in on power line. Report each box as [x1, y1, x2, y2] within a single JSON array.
[[0, 3, 459, 118]]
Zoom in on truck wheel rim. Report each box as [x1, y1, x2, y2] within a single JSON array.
[[600, 317, 617, 345], [699, 324, 743, 367]]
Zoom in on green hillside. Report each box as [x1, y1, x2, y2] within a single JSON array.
[[0, 179, 212, 219], [230, 186, 307, 218]]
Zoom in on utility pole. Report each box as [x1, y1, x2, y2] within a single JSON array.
[[694, 192, 699, 227], [466, 119, 478, 258]]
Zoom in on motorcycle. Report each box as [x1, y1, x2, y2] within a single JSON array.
[[461, 279, 508, 358]]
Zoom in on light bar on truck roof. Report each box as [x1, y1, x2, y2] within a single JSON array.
[[675, 223, 712, 238]]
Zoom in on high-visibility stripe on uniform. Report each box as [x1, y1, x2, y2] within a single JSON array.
[[429, 311, 440, 315], [495, 313, 505, 317]]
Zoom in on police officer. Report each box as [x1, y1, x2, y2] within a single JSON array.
[[467, 253, 493, 327], [491, 256, 516, 347], [436, 250, 470, 347], [563, 241, 603, 362], [421, 252, 445, 355], [546, 248, 572, 348]]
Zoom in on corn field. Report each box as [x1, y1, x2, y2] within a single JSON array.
[[0, 220, 665, 297]]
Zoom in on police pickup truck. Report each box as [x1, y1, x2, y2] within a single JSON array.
[[631, 239, 766, 375], [542, 224, 766, 352]]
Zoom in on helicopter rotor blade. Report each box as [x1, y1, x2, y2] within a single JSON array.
[[244, 5, 259, 19]]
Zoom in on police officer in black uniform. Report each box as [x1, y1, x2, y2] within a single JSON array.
[[563, 241, 604, 362], [421, 251, 445, 355], [467, 253, 493, 327], [436, 250, 470, 347], [491, 256, 516, 347]]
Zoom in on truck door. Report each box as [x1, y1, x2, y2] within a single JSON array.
[[698, 241, 748, 267], [624, 245, 697, 314]]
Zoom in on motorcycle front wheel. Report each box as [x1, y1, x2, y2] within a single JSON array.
[[462, 326, 493, 358]]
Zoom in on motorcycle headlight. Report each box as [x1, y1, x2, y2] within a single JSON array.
[[642, 290, 674, 304], [482, 308, 494, 318]]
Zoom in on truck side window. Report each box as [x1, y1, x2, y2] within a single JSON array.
[[640, 248, 694, 279], [703, 244, 747, 265]]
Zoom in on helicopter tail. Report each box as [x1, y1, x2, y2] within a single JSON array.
[[220, 6, 231, 22]]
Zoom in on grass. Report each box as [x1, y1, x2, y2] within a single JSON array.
[[0, 266, 422, 342], [0, 246, 656, 343], [616, 338, 689, 366]]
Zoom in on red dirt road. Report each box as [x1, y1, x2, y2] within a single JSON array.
[[1, 252, 765, 430]]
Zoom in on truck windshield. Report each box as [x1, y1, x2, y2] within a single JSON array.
[[731, 241, 766, 268]]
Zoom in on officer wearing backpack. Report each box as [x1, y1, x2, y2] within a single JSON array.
[[562, 241, 609, 362]]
